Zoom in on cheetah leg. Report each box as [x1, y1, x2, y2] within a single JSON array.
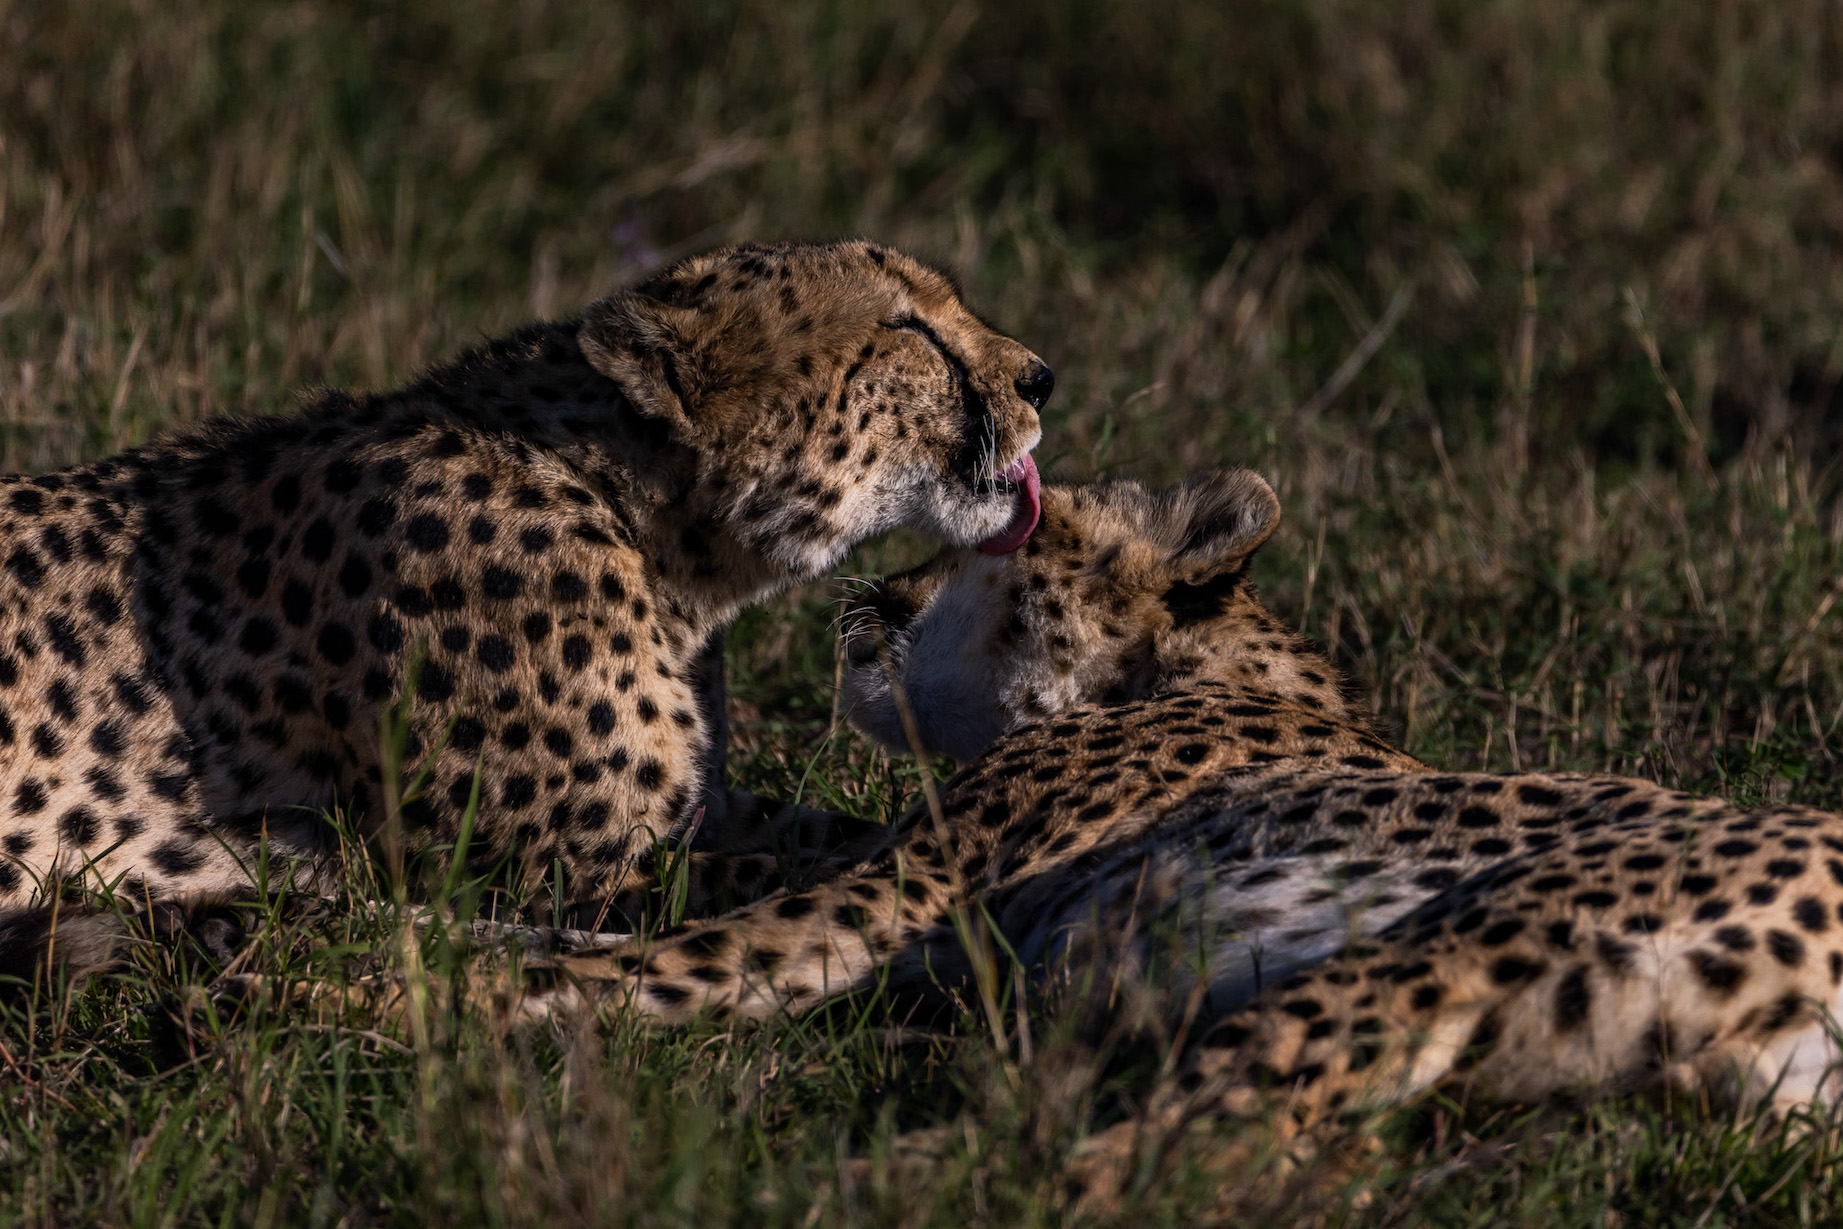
[[689, 628, 732, 827], [706, 790, 894, 864], [577, 795, 894, 928], [538, 849, 958, 1024]]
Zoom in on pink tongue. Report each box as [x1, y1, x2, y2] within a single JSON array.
[[978, 453, 1041, 555]]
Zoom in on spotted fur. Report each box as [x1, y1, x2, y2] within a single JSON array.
[[0, 239, 1049, 972]]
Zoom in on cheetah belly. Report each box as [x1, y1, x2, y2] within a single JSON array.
[[1022, 849, 1440, 1016]]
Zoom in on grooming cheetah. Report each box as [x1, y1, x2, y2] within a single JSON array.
[[0, 239, 1051, 973], [548, 470, 1843, 1143]]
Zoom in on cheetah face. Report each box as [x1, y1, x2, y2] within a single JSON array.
[[577, 240, 1051, 578], [842, 468, 1280, 760]]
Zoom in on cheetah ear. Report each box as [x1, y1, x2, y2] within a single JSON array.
[[578, 291, 706, 438], [1159, 467, 1281, 581]]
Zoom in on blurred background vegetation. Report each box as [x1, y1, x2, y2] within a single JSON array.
[[9, 0, 1843, 464], [9, 3, 1843, 1222]]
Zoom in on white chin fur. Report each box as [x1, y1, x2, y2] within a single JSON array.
[[884, 449, 1040, 549], [842, 557, 1013, 761]]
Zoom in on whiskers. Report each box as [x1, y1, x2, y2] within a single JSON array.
[[970, 417, 1003, 491], [830, 577, 882, 660]]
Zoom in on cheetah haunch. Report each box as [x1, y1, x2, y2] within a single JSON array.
[[552, 469, 1843, 1148], [0, 239, 1050, 974]]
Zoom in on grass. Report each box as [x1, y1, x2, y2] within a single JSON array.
[[6, 0, 1843, 1223]]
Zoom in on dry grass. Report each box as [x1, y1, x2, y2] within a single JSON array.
[[6, 1, 1843, 1224]]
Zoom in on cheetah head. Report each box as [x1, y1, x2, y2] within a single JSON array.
[[577, 240, 1049, 578], [842, 469, 1283, 760]]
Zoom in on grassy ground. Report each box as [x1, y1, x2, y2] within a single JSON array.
[[7, 0, 1843, 1223]]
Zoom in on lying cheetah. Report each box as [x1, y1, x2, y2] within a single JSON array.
[[0, 239, 1051, 972], [550, 470, 1843, 1146]]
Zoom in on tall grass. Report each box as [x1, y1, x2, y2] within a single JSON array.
[[5, 1, 1843, 1223]]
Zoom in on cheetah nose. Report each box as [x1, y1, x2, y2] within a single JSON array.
[[1014, 360, 1055, 410]]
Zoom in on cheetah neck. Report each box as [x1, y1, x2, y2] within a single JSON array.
[[1147, 589, 1370, 733], [372, 321, 807, 633]]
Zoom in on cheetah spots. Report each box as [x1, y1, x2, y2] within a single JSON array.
[[338, 555, 372, 597], [561, 635, 592, 671], [477, 635, 515, 673], [501, 776, 537, 809], [1694, 898, 1733, 922], [1689, 950, 1747, 997], [1767, 929, 1806, 967], [301, 519, 337, 562], [43, 614, 85, 667], [85, 766, 126, 801], [324, 458, 364, 494], [149, 840, 206, 875], [430, 576, 464, 610], [1595, 933, 1638, 974], [405, 513, 450, 553], [396, 587, 434, 618], [368, 613, 405, 653], [1714, 925, 1755, 952], [482, 566, 522, 600], [1490, 956, 1545, 985], [59, 806, 99, 846], [306, 618, 358, 666], [30, 724, 61, 758], [239, 617, 280, 657], [13, 779, 48, 815], [416, 661, 454, 703], [111, 672, 152, 714], [5, 549, 46, 589], [88, 722, 125, 758], [236, 558, 271, 600], [357, 497, 396, 536]]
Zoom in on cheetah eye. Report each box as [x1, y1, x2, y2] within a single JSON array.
[[880, 315, 960, 368]]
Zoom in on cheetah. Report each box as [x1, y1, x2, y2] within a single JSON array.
[[0, 239, 1051, 973], [547, 468, 1843, 1150]]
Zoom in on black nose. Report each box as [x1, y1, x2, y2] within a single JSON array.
[[1014, 361, 1055, 410]]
